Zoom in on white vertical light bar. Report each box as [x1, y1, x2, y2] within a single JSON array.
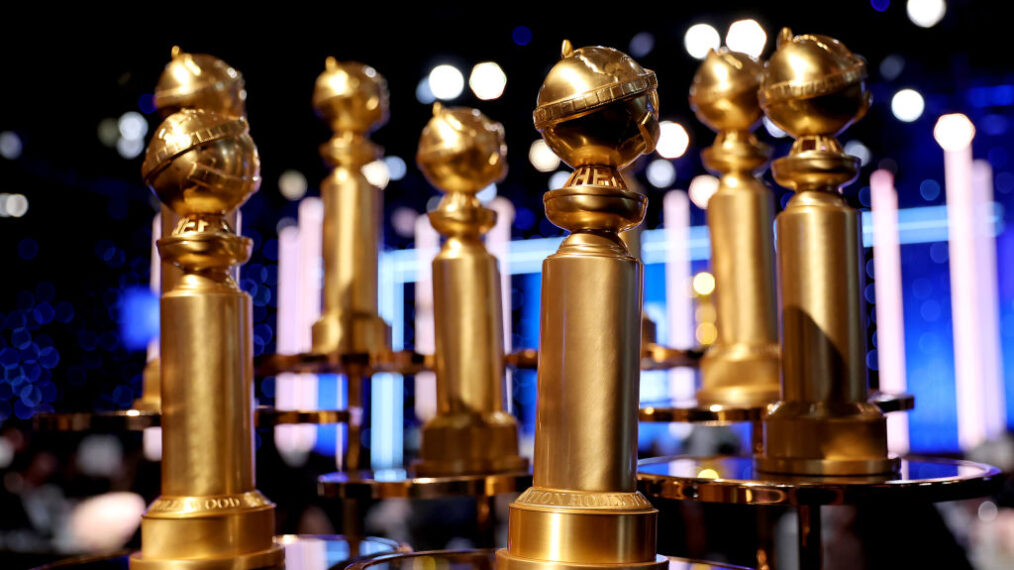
[[870, 169, 910, 454], [297, 199, 324, 351], [295, 200, 323, 453], [663, 190, 696, 403], [936, 114, 991, 449], [374, 247, 403, 469], [274, 199, 323, 462], [972, 160, 1006, 438], [413, 213, 440, 423], [274, 224, 306, 462], [143, 213, 163, 462], [489, 197, 515, 412]]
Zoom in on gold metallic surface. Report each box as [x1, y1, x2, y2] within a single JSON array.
[[130, 109, 282, 569], [638, 392, 914, 424], [318, 469, 531, 500], [637, 455, 1003, 506], [310, 58, 390, 363], [154, 47, 246, 119], [498, 42, 664, 570], [757, 29, 895, 476], [347, 550, 745, 570], [413, 105, 526, 477], [690, 49, 780, 407]]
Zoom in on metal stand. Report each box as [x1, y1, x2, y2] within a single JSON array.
[[346, 549, 751, 570], [639, 391, 914, 424], [318, 469, 531, 501], [33, 406, 348, 431], [638, 455, 1003, 569], [318, 469, 530, 549]]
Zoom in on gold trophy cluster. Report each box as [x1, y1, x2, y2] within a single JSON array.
[[119, 25, 906, 570]]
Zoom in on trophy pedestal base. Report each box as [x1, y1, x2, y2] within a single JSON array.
[[129, 544, 284, 570], [495, 550, 669, 570]]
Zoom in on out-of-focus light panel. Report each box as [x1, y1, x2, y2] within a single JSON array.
[[428, 64, 465, 100], [385, 156, 407, 181], [907, 0, 946, 28], [725, 19, 767, 58], [656, 121, 690, 159], [469, 62, 507, 100], [891, 89, 925, 122], [647, 159, 676, 188], [548, 171, 570, 191], [416, 77, 436, 104], [688, 175, 719, 209], [0, 131, 22, 159], [0, 193, 29, 218], [529, 139, 561, 172], [362, 160, 390, 190], [684, 24, 720, 60], [934, 113, 976, 151], [629, 32, 655, 57], [278, 170, 308, 201], [844, 140, 872, 166]]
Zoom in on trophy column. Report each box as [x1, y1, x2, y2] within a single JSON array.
[[756, 29, 896, 476], [131, 110, 283, 569], [497, 41, 665, 570], [311, 56, 390, 361], [413, 104, 527, 476], [690, 49, 780, 408]]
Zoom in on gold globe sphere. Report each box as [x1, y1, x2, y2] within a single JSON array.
[[142, 109, 260, 217], [417, 104, 507, 194], [690, 48, 764, 133], [313, 57, 389, 134], [534, 41, 659, 169], [760, 28, 870, 138], [154, 47, 246, 118]]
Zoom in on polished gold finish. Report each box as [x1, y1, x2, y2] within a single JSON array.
[[154, 46, 247, 119], [311, 57, 390, 360], [413, 105, 527, 477], [33, 407, 350, 432], [348, 549, 750, 570], [757, 29, 895, 476], [308, 57, 392, 474], [498, 42, 665, 570], [130, 109, 282, 569], [638, 391, 914, 424], [638, 455, 1003, 506], [690, 49, 780, 407], [319, 469, 531, 500]]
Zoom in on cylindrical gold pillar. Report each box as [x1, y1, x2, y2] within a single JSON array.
[[311, 57, 390, 359], [756, 29, 896, 476], [497, 41, 665, 570], [413, 105, 527, 476], [131, 110, 282, 569], [690, 49, 780, 407]]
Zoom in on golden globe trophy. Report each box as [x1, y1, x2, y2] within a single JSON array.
[[496, 40, 666, 570], [130, 109, 283, 569], [690, 48, 780, 409], [414, 104, 527, 477], [756, 29, 896, 476], [311, 57, 392, 475]]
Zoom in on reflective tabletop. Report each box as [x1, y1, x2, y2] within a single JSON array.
[[33, 407, 348, 431], [637, 455, 1004, 505], [319, 469, 532, 500], [639, 391, 914, 424], [347, 549, 750, 570], [35, 535, 408, 569]]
